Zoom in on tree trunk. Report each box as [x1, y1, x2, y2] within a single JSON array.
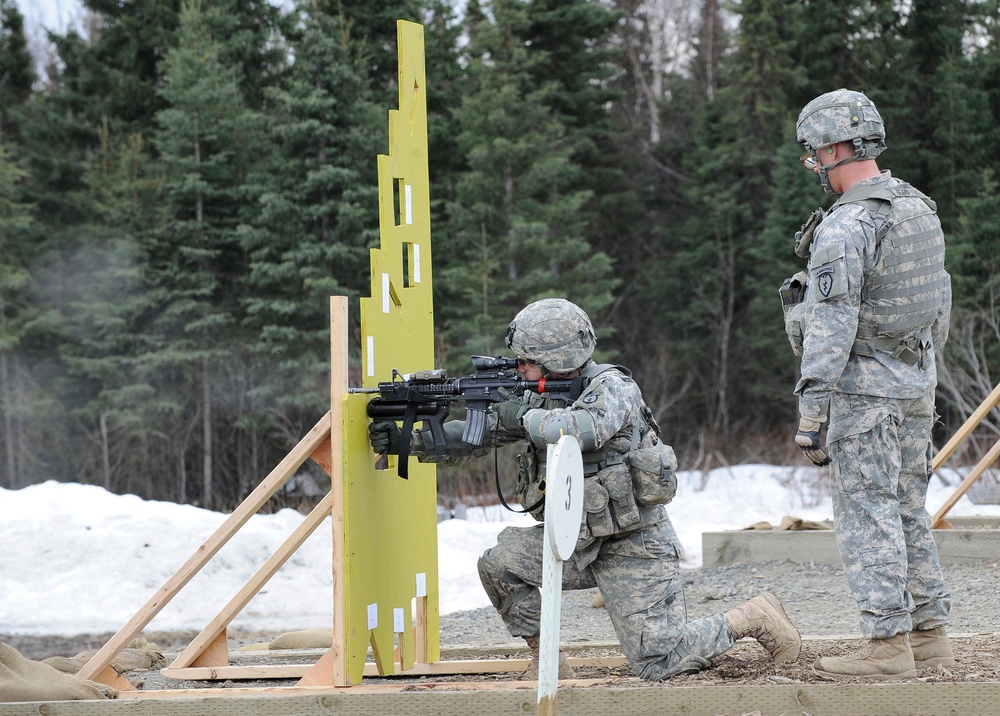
[[202, 357, 213, 509], [0, 349, 17, 489], [704, 0, 717, 100], [100, 410, 112, 490]]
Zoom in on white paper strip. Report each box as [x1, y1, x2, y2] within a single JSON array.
[[367, 603, 378, 630], [405, 184, 413, 225], [366, 336, 375, 377]]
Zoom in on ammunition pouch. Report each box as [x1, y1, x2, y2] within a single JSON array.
[[515, 444, 544, 521], [627, 441, 678, 506], [779, 271, 808, 357], [583, 461, 641, 539]]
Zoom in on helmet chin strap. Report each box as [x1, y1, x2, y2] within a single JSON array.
[[818, 154, 861, 194]]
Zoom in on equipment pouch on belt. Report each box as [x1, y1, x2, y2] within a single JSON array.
[[627, 441, 679, 506]]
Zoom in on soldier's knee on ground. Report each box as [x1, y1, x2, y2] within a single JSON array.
[[637, 652, 711, 681]]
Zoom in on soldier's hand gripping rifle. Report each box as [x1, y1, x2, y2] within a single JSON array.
[[350, 355, 589, 478]]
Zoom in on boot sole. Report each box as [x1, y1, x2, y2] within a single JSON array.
[[813, 665, 918, 681], [915, 656, 956, 668], [760, 592, 802, 663]]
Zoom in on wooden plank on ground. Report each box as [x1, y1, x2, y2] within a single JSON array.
[[6, 683, 1000, 716]]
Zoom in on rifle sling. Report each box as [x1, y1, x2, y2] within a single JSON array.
[[397, 399, 419, 479]]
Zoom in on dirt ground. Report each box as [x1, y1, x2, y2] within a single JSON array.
[[350, 633, 1000, 689]]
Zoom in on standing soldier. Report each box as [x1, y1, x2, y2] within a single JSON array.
[[790, 89, 955, 679], [370, 298, 801, 680]]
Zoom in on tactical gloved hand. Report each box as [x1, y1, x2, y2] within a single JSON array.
[[495, 388, 530, 432], [794, 416, 831, 466], [369, 420, 401, 456]]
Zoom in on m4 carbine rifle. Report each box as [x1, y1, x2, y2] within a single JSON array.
[[350, 355, 589, 478]]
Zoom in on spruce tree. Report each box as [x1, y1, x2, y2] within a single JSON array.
[[437, 0, 618, 366], [0, 140, 35, 488], [152, 0, 266, 507], [239, 2, 380, 424]]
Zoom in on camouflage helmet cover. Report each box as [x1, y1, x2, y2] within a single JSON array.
[[796, 88, 886, 157], [505, 298, 596, 373]]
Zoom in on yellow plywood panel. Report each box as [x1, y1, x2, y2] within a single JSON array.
[[343, 20, 439, 685]]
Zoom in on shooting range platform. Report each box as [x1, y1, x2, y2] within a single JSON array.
[[703, 516, 1000, 568], [2, 651, 1000, 716]]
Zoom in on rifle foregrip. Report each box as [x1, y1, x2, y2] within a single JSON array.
[[367, 400, 442, 419]]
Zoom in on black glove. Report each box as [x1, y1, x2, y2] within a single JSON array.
[[794, 416, 831, 466], [495, 388, 530, 432], [369, 420, 401, 456]]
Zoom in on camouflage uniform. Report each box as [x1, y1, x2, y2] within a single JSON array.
[[795, 169, 953, 640], [414, 365, 734, 680]]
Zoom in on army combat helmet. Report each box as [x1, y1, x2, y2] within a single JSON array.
[[505, 298, 596, 374], [796, 88, 886, 193]]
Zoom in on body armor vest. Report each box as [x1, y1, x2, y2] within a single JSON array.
[[518, 363, 670, 534], [834, 181, 947, 366], [533, 362, 642, 477]]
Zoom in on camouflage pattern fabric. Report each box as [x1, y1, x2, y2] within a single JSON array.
[[795, 171, 951, 422], [796, 88, 885, 153], [480, 519, 733, 680], [827, 391, 952, 639], [505, 298, 597, 373], [794, 170, 952, 640], [417, 364, 735, 679]]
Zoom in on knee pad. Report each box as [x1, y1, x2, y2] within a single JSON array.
[[477, 553, 509, 613], [478, 553, 534, 617]]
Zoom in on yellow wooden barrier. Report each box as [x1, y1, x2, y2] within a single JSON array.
[[338, 19, 440, 685]]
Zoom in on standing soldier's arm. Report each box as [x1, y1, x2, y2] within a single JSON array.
[[793, 214, 869, 421], [931, 272, 952, 352]]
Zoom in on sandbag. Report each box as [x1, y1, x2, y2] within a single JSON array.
[[268, 628, 334, 650], [0, 642, 115, 702], [43, 638, 165, 675]]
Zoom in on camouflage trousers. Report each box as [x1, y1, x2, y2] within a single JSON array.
[[827, 390, 952, 640], [478, 516, 733, 680]]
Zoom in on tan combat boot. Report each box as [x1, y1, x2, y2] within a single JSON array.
[[522, 636, 576, 680], [724, 592, 801, 663], [813, 633, 917, 680], [910, 626, 955, 668]]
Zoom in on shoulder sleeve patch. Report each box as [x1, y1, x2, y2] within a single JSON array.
[[809, 244, 847, 301]]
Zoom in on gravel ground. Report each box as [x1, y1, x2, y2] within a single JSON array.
[[4, 557, 1000, 692], [439, 558, 1000, 647]]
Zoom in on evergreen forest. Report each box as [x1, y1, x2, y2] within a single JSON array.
[[2, 0, 999, 510]]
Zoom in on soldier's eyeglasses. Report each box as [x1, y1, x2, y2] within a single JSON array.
[[801, 146, 834, 170], [516, 357, 538, 367]]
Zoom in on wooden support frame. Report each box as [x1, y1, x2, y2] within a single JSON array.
[[76, 412, 335, 685], [932, 382, 1000, 529], [103, 297, 352, 688]]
